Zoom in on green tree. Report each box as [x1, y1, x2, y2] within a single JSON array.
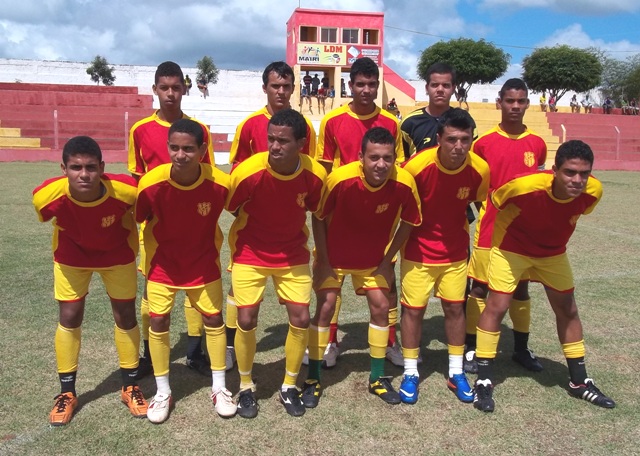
[[417, 38, 510, 95], [522, 45, 602, 103], [86, 55, 116, 86], [196, 56, 220, 85], [597, 51, 640, 105]]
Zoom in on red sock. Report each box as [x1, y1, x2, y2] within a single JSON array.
[[388, 325, 396, 347], [329, 323, 339, 344]]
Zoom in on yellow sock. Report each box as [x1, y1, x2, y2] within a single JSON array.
[[283, 324, 309, 387], [330, 294, 342, 325], [204, 324, 227, 371], [562, 340, 586, 358], [235, 326, 256, 390], [509, 298, 531, 333], [465, 296, 486, 335], [140, 297, 150, 341], [308, 324, 330, 361], [55, 324, 81, 373], [184, 299, 204, 337], [114, 325, 140, 369], [448, 344, 465, 356], [149, 329, 171, 377], [402, 347, 420, 360], [476, 327, 500, 359], [368, 323, 389, 359], [226, 296, 238, 330]]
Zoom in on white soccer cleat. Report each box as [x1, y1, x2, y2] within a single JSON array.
[[211, 388, 237, 417], [146, 393, 172, 424]]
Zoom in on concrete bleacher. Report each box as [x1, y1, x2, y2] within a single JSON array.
[[545, 112, 640, 163], [0, 82, 152, 161]]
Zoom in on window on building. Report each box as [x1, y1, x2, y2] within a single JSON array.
[[300, 26, 317, 42], [363, 29, 379, 45], [342, 28, 359, 44], [321, 27, 337, 43]]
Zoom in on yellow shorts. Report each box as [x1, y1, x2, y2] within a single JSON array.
[[54, 261, 137, 302], [468, 246, 490, 284], [146, 279, 223, 317], [316, 267, 389, 295], [469, 246, 529, 283], [231, 263, 311, 307], [401, 259, 467, 307], [487, 248, 574, 294]]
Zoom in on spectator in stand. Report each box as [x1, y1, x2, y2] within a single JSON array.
[[630, 98, 638, 115], [311, 74, 321, 96], [570, 94, 580, 113], [317, 85, 326, 115], [603, 96, 613, 114], [539, 92, 547, 112], [327, 85, 336, 109], [386, 98, 398, 112], [321, 73, 330, 91], [581, 94, 593, 114], [184, 75, 192, 96], [303, 71, 312, 94], [197, 75, 209, 99], [457, 86, 469, 110], [548, 95, 557, 113]]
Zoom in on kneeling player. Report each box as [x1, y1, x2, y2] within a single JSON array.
[[399, 108, 489, 404], [304, 127, 421, 407], [473, 140, 615, 412], [33, 136, 148, 426], [136, 119, 235, 423]]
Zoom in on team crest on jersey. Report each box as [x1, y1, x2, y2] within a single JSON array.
[[523, 151, 536, 167], [197, 202, 211, 216], [375, 203, 389, 214], [101, 215, 116, 228], [456, 187, 471, 200], [569, 215, 580, 226], [296, 192, 308, 208]]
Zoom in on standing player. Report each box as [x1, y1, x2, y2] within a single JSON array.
[[136, 119, 235, 423], [399, 109, 489, 405], [473, 140, 615, 412], [33, 136, 148, 426], [303, 127, 421, 408], [389, 62, 476, 367], [315, 57, 403, 366], [465, 78, 547, 374], [400, 63, 457, 161], [225, 62, 317, 369], [227, 109, 325, 418], [128, 61, 215, 377]]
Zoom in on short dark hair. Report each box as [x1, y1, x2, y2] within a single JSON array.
[[499, 78, 528, 98], [269, 109, 307, 141], [350, 57, 379, 82], [168, 118, 204, 145], [436, 108, 475, 136], [62, 136, 102, 165], [361, 127, 395, 154], [262, 61, 295, 86], [425, 62, 456, 85], [155, 61, 184, 85], [555, 140, 594, 168]]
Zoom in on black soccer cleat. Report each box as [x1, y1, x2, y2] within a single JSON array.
[[568, 378, 615, 409], [280, 387, 305, 417], [512, 349, 543, 372], [473, 379, 495, 412]]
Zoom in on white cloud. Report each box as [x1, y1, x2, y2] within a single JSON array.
[[479, 0, 640, 15], [537, 24, 640, 57]]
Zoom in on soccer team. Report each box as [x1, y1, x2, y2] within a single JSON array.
[[33, 57, 615, 426]]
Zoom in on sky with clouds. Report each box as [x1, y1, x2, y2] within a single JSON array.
[[1, 0, 639, 81]]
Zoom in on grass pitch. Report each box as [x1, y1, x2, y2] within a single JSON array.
[[1, 162, 639, 455]]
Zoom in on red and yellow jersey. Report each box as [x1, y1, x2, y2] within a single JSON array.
[[472, 125, 547, 249], [128, 111, 214, 176], [135, 163, 229, 287], [316, 104, 403, 169], [491, 171, 602, 258], [402, 147, 490, 264], [226, 152, 326, 267], [33, 174, 138, 268], [318, 161, 421, 269], [229, 106, 316, 167]]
